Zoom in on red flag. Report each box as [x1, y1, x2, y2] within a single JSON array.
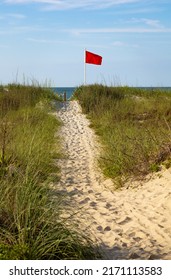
[[85, 51, 102, 65]]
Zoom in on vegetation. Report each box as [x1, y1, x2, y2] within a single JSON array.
[[73, 84, 171, 186], [0, 84, 98, 259]]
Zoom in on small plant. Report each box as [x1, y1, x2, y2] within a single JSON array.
[[163, 159, 171, 169], [150, 163, 161, 172]]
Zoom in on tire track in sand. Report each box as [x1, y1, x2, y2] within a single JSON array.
[[53, 101, 171, 260]]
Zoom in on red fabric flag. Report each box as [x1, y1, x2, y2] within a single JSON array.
[[85, 51, 102, 65]]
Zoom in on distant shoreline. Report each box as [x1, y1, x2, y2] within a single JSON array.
[[52, 86, 171, 100]]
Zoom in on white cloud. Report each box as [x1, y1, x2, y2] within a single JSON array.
[[8, 13, 26, 19], [130, 17, 164, 28], [67, 27, 171, 35], [112, 41, 139, 47], [26, 37, 66, 44], [112, 41, 126, 46], [142, 18, 163, 28], [27, 37, 52, 43], [4, 0, 140, 10], [0, 12, 26, 20]]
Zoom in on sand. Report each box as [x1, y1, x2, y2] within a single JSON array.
[[53, 100, 171, 259]]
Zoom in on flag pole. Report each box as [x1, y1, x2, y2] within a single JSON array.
[[84, 48, 86, 85]]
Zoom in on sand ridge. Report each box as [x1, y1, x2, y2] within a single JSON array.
[[54, 100, 171, 259]]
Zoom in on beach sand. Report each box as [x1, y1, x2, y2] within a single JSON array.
[[53, 100, 171, 259]]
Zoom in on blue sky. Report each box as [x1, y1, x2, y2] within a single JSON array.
[[0, 0, 171, 87]]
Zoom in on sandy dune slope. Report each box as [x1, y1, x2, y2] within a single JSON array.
[[54, 100, 171, 260]]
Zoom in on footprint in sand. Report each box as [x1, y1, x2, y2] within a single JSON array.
[[104, 226, 111, 231], [105, 202, 112, 209], [79, 197, 90, 205], [117, 216, 132, 225], [97, 225, 103, 232], [89, 201, 97, 207]]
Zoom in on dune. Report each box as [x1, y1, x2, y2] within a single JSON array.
[[53, 100, 171, 260]]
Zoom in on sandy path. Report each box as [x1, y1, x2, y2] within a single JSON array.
[[54, 100, 171, 259]]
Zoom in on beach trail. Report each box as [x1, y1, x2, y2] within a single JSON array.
[[54, 100, 171, 259]]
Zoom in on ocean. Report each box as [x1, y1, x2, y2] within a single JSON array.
[[52, 87, 76, 100], [52, 86, 171, 100]]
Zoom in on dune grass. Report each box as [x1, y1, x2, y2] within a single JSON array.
[[0, 84, 99, 259], [73, 84, 171, 186]]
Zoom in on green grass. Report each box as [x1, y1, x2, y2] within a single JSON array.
[[0, 84, 99, 259], [73, 84, 171, 186]]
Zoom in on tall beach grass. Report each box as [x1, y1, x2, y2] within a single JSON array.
[[0, 84, 99, 259], [73, 84, 171, 186]]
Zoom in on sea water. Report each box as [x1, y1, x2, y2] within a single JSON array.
[[52, 87, 76, 100]]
